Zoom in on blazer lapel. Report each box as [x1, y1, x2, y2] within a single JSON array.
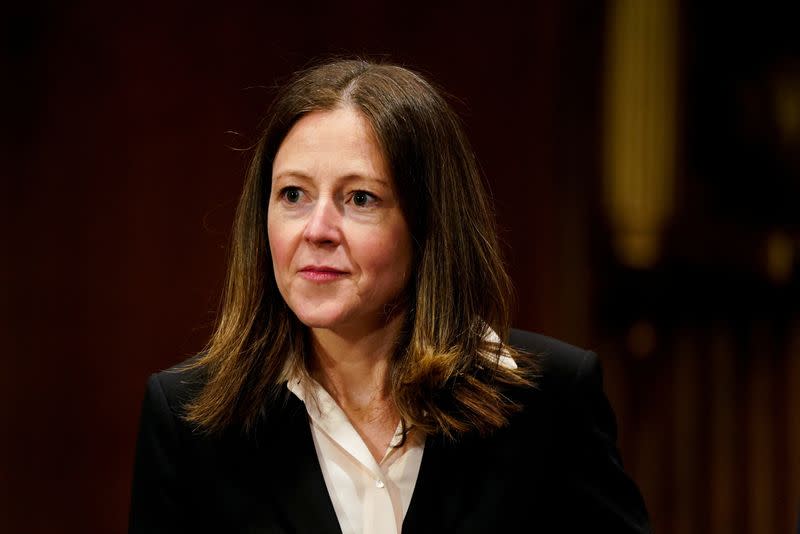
[[251, 391, 343, 534], [401, 433, 470, 533]]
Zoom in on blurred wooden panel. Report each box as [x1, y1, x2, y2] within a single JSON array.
[[787, 318, 800, 532], [709, 325, 736, 532], [746, 322, 777, 534], [672, 330, 700, 534]]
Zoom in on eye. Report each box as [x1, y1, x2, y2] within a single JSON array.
[[351, 190, 377, 207], [279, 187, 303, 204]]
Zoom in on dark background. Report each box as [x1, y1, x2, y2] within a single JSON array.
[[2, 1, 799, 532]]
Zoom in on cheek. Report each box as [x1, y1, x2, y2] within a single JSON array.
[[267, 217, 292, 274], [360, 225, 413, 284]]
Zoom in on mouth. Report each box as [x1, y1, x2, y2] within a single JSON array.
[[298, 266, 349, 282]]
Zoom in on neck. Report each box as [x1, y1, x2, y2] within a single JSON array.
[[309, 313, 404, 412]]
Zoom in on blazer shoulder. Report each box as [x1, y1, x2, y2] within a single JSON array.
[[506, 329, 652, 532], [146, 355, 207, 416], [508, 328, 597, 391]]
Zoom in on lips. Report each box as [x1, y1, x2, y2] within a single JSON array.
[[298, 265, 348, 282]]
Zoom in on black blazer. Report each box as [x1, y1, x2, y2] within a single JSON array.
[[129, 330, 651, 533]]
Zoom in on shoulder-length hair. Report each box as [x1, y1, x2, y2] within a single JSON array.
[[184, 58, 534, 439]]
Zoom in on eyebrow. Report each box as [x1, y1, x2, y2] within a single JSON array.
[[340, 174, 391, 188], [272, 171, 313, 183], [272, 170, 391, 188]]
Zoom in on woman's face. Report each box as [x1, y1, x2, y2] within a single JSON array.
[[268, 106, 413, 336]]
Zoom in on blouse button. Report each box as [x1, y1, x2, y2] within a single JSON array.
[[375, 479, 385, 489]]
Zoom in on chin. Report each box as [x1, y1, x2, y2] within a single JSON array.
[[295, 317, 342, 330], [291, 304, 352, 330]]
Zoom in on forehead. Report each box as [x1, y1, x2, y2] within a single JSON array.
[[272, 107, 389, 180]]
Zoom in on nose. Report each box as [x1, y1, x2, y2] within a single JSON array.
[[303, 198, 341, 246]]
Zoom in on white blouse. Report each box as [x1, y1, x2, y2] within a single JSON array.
[[287, 375, 425, 534]]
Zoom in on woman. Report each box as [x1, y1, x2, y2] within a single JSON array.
[[129, 59, 651, 533]]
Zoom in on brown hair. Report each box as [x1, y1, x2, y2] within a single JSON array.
[[183, 58, 535, 439]]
